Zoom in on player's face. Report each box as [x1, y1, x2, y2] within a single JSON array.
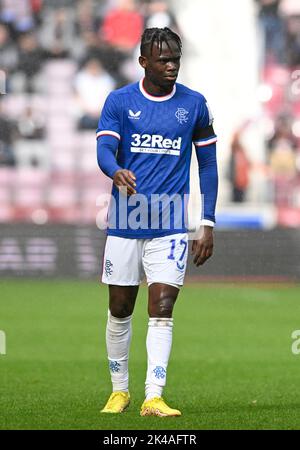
[[140, 40, 181, 89]]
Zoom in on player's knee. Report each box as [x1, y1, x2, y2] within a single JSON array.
[[150, 296, 175, 318], [109, 306, 131, 318], [109, 294, 134, 318], [109, 303, 133, 318]]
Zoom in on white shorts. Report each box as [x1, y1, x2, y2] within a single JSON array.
[[101, 233, 188, 288]]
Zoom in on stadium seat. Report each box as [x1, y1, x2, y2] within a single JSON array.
[[47, 206, 80, 223], [14, 141, 49, 169], [79, 170, 112, 190], [47, 182, 79, 223], [51, 150, 75, 171], [14, 188, 45, 207], [0, 205, 13, 222], [47, 98, 74, 114], [0, 186, 11, 203], [48, 185, 77, 208], [14, 168, 48, 187], [0, 168, 16, 187], [2, 95, 27, 117], [44, 61, 76, 80]]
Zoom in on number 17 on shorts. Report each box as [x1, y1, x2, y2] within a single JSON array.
[[101, 233, 189, 287]]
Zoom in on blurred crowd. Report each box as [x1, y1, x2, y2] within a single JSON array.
[[0, 0, 180, 167], [228, 0, 300, 207], [256, 0, 300, 67], [0, 0, 180, 91]]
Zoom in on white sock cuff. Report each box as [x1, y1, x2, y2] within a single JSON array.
[[108, 355, 128, 363], [108, 310, 132, 324], [148, 317, 173, 328]]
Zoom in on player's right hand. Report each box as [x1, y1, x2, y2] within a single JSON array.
[[113, 169, 137, 196]]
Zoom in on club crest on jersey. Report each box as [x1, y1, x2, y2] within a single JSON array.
[[128, 109, 141, 120], [175, 107, 189, 124]]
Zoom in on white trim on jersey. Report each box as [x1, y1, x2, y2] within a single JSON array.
[[193, 136, 218, 147], [206, 102, 214, 125], [139, 78, 176, 102], [96, 130, 121, 140], [201, 219, 215, 227]]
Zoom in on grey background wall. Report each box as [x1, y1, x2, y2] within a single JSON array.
[[0, 225, 299, 281]]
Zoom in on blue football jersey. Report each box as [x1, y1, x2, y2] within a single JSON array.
[[97, 79, 217, 238]]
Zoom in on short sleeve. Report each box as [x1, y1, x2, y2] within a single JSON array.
[[96, 92, 121, 141]]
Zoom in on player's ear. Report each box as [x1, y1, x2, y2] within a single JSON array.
[[139, 55, 147, 69]]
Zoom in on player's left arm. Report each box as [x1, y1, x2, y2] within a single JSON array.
[[191, 100, 218, 266]]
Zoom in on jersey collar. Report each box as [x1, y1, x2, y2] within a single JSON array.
[[139, 78, 176, 102]]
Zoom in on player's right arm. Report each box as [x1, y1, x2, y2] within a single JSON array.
[[96, 93, 136, 195]]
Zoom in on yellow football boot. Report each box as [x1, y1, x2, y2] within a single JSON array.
[[101, 391, 130, 413], [140, 397, 181, 417]]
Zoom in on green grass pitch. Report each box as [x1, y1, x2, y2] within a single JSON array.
[[1, 280, 300, 430]]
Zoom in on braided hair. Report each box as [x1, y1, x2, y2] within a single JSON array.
[[140, 27, 182, 57]]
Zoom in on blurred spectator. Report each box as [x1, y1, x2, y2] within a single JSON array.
[[267, 114, 299, 205], [17, 105, 45, 140], [15, 105, 47, 167], [43, 0, 74, 7], [0, 101, 17, 166], [76, 31, 131, 86], [268, 114, 298, 176], [30, 0, 43, 26], [100, 0, 144, 52], [255, 0, 285, 64], [0, 0, 35, 34], [280, 0, 300, 66], [73, 1, 103, 62], [0, 22, 18, 90], [75, 30, 103, 64], [144, 0, 180, 33], [74, 57, 116, 130], [12, 32, 47, 93], [284, 15, 300, 66], [229, 131, 251, 202], [38, 7, 75, 58], [97, 0, 144, 85], [76, 0, 98, 34]]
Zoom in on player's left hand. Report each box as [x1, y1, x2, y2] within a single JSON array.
[[191, 226, 214, 266]]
